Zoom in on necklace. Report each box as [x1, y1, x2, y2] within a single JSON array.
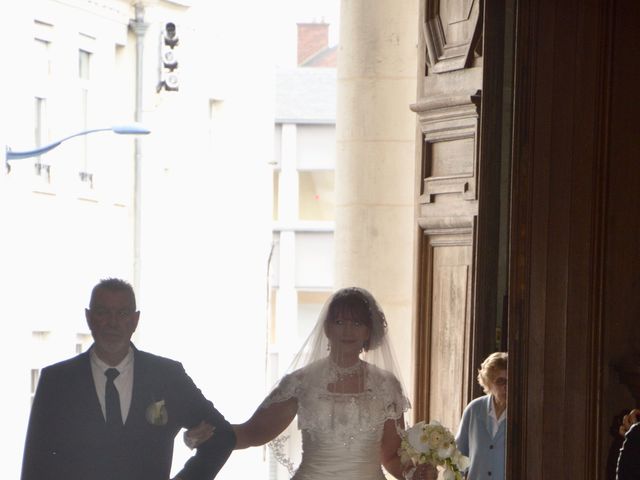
[[330, 358, 363, 377]]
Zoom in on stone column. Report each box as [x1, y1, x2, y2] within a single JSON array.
[[335, 0, 419, 398]]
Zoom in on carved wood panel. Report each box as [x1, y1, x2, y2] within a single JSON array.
[[423, 0, 480, 73], [429, 241, 472, 432], [416, 98, 480, 205], [413, 0, 487, 441], [415, 227, 474, 430]]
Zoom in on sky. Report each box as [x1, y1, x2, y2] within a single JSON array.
[[188, 0, 340, 69], [284, 0, 341, 39]]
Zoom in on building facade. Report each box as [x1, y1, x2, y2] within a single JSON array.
[[1, 1, 275, 478], [267, 22, 337, 479]]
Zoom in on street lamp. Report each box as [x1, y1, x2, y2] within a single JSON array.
[[4, 123, 150, 171]]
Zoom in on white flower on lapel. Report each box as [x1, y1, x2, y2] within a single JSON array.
[[145, 399, 168, 426]]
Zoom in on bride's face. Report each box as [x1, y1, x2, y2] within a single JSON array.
[[325, 310, 370, 358]]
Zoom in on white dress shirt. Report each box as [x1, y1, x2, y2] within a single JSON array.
[[90, 347, 135, 423], [487, 394, 507, 437]]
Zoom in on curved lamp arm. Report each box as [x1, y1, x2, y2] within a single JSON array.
[[5, 123, 150, 162]]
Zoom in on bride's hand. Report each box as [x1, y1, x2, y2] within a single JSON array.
[[412, 463, 438, 480], [184, 421, 215, 449]]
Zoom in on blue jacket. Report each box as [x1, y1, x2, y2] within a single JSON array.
[[455, 394, 506, 480]]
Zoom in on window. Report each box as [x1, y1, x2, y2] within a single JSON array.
[[268, 287, 278, 344], [269, 232, 280, 287], [76, 333, 92, 354], [34, 37, 51, 80], [79, 49, 91, 80], [298, 170, 335, 221], [207, 98, 225, 169], [78, 48, 93, 186], [272, 169, 280, 220], [295, 232, 334, 287], [297, 290, 331, 342], [30, 369, 40, 405], [33, 36, 52, 178], [296, 125, 335, 170], [30, 330, 50, 405], [34, 96, 50, 177]]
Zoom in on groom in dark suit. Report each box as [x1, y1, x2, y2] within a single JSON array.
[[21, 278, 235, 480]]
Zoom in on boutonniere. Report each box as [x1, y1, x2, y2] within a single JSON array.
[[146, 399, 168, 426]]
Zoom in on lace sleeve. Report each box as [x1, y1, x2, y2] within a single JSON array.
[[377, 368, 411, 420], [260, 372, 300, 410], [262, 372, 302, 476]]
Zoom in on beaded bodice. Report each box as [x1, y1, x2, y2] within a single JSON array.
[[264, 359, 409, 479]]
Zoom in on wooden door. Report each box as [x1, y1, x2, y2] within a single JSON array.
[[507, 0, 640, 478], [413, 0, 640, 478], [412, 0, 511, 430]]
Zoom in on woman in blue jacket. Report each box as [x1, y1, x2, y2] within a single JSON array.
[[455, 352, 508, 480]]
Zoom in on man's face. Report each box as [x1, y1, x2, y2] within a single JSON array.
[[86, 288, 139, 361]]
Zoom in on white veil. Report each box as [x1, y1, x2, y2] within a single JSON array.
[[263, 287, 411, 475]]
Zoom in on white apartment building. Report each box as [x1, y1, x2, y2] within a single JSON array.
[[267, 23, 337, 479], [1, 1, 275, 479]]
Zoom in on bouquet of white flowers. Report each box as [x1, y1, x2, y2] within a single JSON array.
[[398, 420, 470, 480]]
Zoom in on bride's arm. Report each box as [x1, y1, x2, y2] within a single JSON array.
[[380, 418, 437, 480], [380, 418, 406, 479], [233, 397, 298, 449], [184, 397, 297, 450]]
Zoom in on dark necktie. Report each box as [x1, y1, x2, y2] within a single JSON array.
[[105, 368, 123, 427]]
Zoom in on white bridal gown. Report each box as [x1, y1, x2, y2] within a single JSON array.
[[267, 359, 408, 480]]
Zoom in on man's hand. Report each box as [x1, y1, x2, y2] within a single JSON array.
[[184, 421, 215, 449], [619, 409, 640, 437]]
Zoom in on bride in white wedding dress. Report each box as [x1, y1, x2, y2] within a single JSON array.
[[187, 287, 436, 480]]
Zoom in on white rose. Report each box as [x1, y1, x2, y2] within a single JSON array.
[[442, 468, 456, 480], [452, 450, 470, 470], [437, 442, 455, 459], [407, 425, 431, 454]]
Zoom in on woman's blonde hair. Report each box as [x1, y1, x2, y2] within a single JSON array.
[[477, 351, 508, 393]]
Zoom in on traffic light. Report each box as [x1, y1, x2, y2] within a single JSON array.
[[159, 22, 179, 92]]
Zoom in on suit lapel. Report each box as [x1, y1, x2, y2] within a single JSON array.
[[75, 350, 107, 426], [127, 346, 154, 429]]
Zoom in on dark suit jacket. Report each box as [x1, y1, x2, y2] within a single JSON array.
[[617, 422, 640, 480], [21, 345, 235, 480]]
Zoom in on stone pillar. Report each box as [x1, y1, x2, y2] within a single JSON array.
[[335, 0, 419, 399]]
